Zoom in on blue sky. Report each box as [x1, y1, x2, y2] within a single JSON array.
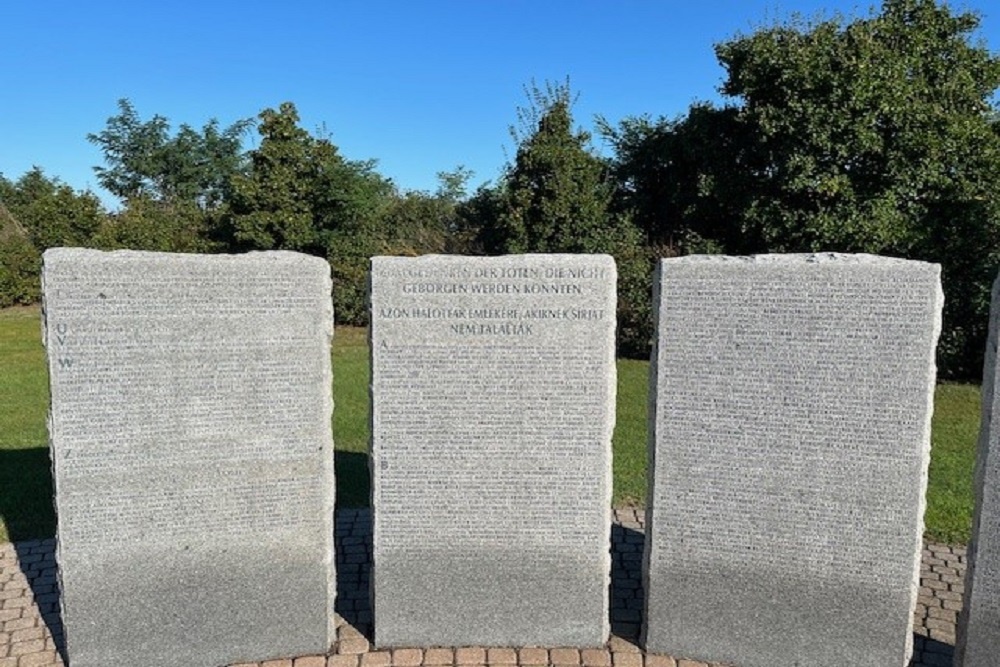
[[3, 1, 999, 208]]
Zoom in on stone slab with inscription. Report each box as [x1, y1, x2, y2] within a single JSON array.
[[42, 248, 335, 667], [957, 272, 1000, 667], [643, 254, 942, 667], [370, 254, 616, 648]]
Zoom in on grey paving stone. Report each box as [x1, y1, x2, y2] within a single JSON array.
[[370, 255, 616, 648], [42, 249, 336, 667], [644, 254, 942, 667]]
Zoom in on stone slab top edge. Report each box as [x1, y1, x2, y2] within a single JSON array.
[[372, 253, 615, 264], [662, 252, 939, 269], [41, 246, 330, 269]]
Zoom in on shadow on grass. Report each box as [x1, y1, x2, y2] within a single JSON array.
[[0, 447, 56, 542], [336, 450, 371, 508]]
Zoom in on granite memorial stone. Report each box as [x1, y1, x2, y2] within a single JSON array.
[[43, 248, 336, 667], [643, 254, 942, 667], [956, 272, 1000, 667], [370, 254, 616, 647]]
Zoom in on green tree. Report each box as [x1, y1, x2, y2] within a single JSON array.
[[716, 0, 1000, 378], [493, 82, 622, 254], [449, 183, 503, 255], [608, 1, 1000, 376], [435, 165, 474, 204], [0, 169, 107, 305], [92, 197, 216, 253], [715, 1, 1000, 256], [378, 167, 478, 257], [2, 168, 105, 250], [488, 82, 652, 354], [0, 229, 40, 307], [226, 102, 393, 324], [226, 103, 319, 252], [227, 103, 392, 251], [379, 192, 451, 257], [89, 98, 251, 209], [600, 105, 749, 255], [0, 187, 40, 307]]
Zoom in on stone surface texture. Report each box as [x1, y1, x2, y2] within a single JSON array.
[[644, 254, 943, 667], [0, 509, 962, 667], [956, 272, 1000, 666], [369, 255, 617, 648], [41, 248, 336, 667]]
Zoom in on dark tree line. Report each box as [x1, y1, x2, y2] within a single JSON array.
[[2, 0, 999, 378]]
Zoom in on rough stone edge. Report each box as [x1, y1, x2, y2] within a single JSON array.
[[662, 252, 936, 267], [906, 263, 944, 666], [320, 257, 337, 649], [600, 257, 617, 645], [367, 253, 617, 647], [41, 246, 322, 265], [39, 248, 67, 658], [39, 246, 339, 654], [369, 253, 617, 264], [368, 257, 380, 646], [955, 271, 1000, 666], [639, 259, 666, 651]]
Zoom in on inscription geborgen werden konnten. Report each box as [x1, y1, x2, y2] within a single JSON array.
[[377, 263, 610, 336]]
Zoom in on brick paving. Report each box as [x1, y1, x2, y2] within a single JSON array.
[[0, 508, 964, 667]]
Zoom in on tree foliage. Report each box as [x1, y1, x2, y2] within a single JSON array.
[[600, 105, 747, 254], [0, 230, 40, 307], [225, 103, 320, 252], [451, 182, 504, 255], [88, 99, 251, 209], [7, 2, 1000, 378], [92, 197, 217, 253], [720, 0, 1000, 378], [478, 82, 653, 353], [226, 103, 392, 251], [226, 102, 394, 323], [605, 0, 1000, 375], [0, 169, 106, 305], [493, 82, 621, 254], [1, 169, 104, 250], [715, 0, 1000, 257]]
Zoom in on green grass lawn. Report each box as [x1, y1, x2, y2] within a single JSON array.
[[925, 383, 982, 543], [0, 306, 982, 544], [332, 326, 371, 507], [0, 307, 54, 544]]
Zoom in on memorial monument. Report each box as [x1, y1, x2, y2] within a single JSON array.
[[956, 272, 1000, 667], [369, 254, 616, 648], [43, 248, 336, 667], [643, 254, 942, 667]]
